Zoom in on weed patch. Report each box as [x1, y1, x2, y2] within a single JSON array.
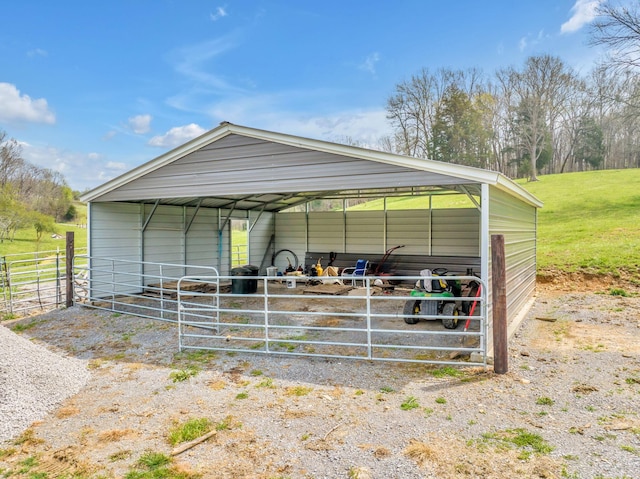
[[169, 366, 200, 383], [400, 396, 420, 410], [168, 418, 212, 446]]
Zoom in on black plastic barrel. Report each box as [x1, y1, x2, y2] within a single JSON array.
[[242, 265, 259, 293], [231, 267, 251, 294]]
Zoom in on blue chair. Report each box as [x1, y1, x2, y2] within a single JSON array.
[[341, 259, 369, 286]]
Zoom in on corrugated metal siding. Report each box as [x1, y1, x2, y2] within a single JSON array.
[[89, 202, 142, 260], [488, 187, 537, 326], [88, 202, 143, 295], [95, 135, 468, 202], [143, 204, 185, 278], [272, 208, 479, 260], [431, 209, 480, 256], [345, 211, 384, 253], [185, 207, 218, 274], [308, 212, 344, 252], [386, 210, 431, 254], [248, 211, 275, 272], [274, 212, 307, 271]]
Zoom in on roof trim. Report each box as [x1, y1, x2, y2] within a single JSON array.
[[80, 122, 541, 208]]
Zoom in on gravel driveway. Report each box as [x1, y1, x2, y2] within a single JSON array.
[[1, 285, 639, 479]]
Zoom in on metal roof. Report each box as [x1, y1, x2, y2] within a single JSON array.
[[80, 122, 542, 211]]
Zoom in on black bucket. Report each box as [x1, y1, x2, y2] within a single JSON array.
[[231, 267, 251, 294], [242, 264, 259, 294]]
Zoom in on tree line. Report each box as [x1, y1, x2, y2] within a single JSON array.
[[0, 131, 81, 243], [383, 2, 640, 181]]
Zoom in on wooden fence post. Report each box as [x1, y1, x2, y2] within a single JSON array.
[[491, 234, 508, 374], [66, 231, 75, 308]]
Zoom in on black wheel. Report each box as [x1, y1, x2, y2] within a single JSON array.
[[442, 302, 459, 329], [271, 249, 299, 270], [403, 300, 421, 324]]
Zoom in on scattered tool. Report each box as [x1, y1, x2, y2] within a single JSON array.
[[373, 245, 405, 276], [463, 281, 482, 331]]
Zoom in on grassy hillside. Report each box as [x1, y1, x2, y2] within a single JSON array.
[[517, 169, 640, 278]]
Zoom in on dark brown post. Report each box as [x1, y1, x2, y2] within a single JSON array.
[[66, 231, 75, 308], [491, 234, 508, 374]]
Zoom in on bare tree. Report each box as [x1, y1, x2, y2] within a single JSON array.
[[496, 55, 578, 181], [590, 2, 640, 71], [386, 68, 489, 162], [0, 131, 25, 188]]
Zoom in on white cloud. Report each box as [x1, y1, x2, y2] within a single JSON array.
[[207, 92, 391, 147], [561, 0, 602, 34], [106, 161, 127, 170], [148, 123, 207, 148], [16, 141, 132, 190], [210, 6, 228, 21], [128, 114, 152, 134], [359, 52, 380, 75], [0, 83, 55, 124]]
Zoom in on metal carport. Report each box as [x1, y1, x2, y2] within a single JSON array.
[[80, 121, 542, 350]]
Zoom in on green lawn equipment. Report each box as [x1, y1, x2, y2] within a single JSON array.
[[402, 267, 465, 329]]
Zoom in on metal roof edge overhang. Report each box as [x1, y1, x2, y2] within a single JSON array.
[[80, 122, 542, 208]]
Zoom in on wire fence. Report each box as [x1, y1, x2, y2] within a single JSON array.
[[0, 248, 87, 319]]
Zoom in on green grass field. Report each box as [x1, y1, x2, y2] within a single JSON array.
[[0, 224, 87, 258], [3, 169, 638, 280], [517, 169, 640, 277]]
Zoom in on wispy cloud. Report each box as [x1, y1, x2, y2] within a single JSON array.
[[27, 48, 48, 57], [148, 124, 207, 148], [561, 0, 602, 34], [0, 83, 55, 124], [210, 6, 228, 21], [168, 35, 242, 92], [518, 30, 549, 52], [128, 114, 152, 134], [359, 52, 380, 75]]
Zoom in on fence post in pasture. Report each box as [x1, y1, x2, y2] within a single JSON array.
[[66, 231, 75, 308], [491, 234, 508, 374]]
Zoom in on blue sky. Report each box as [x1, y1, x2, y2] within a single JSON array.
[[1, 0, 608, 191]]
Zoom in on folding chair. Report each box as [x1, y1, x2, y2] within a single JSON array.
[[341, 259, 369, 286]]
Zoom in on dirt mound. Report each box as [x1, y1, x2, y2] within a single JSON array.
[[536, 268, 640, 295]]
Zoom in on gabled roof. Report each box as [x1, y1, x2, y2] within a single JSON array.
[[81, 122, 542, 211]]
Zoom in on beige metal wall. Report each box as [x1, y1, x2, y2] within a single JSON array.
[[488, 186, 537, 328], [274, 208, 481, 269]]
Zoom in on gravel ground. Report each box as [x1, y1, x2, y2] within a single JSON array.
[[0, 285, 639, 479]]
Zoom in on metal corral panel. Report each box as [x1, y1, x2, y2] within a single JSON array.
[[431, 209, 480, 256], [93, 135, 469, 203], [345, 211, 384, 253], [488, 186, 537, 326]]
